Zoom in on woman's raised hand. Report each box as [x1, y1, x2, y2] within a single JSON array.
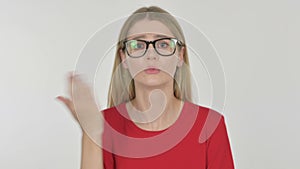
[[56, 73, 78, 123], [57, 72, 104, 169], [56, 72, 104, 145]]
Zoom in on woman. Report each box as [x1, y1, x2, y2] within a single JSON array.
[[57, 6, 234, 169]]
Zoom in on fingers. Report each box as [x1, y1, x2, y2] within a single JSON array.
[[56, 95, 78, 121], [57, 71, 104, 146], [56, 96, 71, 109], [56, 72, 95, 122], [68, 71, 87, 100], [68, 71, 74, 99]]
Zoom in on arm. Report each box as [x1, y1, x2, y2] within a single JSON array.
[[81, 132, 103, 169], [57, 73, 105, 169]]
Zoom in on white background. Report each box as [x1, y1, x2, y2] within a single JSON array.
[[0, 0, 299, 168]]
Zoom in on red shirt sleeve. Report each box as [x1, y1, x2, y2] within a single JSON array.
[[207, 116, 235, 169]]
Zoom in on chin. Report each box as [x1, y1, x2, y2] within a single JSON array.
[[136, 80, 163, 87], [136, 78, 173, 89]]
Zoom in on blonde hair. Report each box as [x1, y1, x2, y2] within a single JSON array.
[[107, 6, 192, 108]]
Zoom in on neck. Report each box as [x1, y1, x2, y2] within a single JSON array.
[[133, 79, 176, 108], [128, 80, 183, 131]]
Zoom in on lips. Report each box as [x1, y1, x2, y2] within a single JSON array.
[[144, 67, 160, 74]]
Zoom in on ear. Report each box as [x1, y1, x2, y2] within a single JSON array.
[[177, 46, 185, 67], [119, 49, 128, 69]]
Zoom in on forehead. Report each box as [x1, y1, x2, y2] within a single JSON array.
[[126, 33, 172, 40], [127, 20, 174, 39]]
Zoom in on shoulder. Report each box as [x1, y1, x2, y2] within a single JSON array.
[[184, 101, 223, 122], [184, 101, 225, 142], [101, 103, 128, 130]]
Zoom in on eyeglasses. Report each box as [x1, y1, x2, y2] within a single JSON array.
[[123, 38, 183, 58]]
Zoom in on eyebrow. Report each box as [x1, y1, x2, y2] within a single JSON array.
[[127, 34, 173, 40]]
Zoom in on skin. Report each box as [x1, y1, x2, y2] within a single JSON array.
[[119, 20, 185, 131], [120, 19, 185, 131], [56, 19, 185, 168], [56, 74, 103, 169]]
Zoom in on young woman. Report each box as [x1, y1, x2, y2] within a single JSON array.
[[57, 6, 234, 169]]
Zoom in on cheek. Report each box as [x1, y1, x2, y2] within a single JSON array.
[[159, 56, 179, 77]]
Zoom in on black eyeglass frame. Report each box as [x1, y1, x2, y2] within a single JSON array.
[[122, 37, 184, 58]]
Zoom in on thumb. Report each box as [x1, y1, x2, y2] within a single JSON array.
[[56, 96, 78, 121], [56, 96, 74, 113], [56, 96, 70, 105]]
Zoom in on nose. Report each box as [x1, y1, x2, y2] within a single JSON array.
[[145, 43, 159, 61]]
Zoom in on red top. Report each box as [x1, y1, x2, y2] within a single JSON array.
[[102, 101, 234, 169]]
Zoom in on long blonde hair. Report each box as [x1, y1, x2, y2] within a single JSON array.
[[107, 6, 192, 108]]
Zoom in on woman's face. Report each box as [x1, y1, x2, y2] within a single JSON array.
[[120, 19, 184, 89]]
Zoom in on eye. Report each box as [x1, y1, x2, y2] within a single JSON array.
[[128, 40, 145, 49], [158, 41, 169, 48], [157, 39, 176, 49]]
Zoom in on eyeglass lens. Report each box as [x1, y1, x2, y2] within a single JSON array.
[[125, 38, 177, 57]]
